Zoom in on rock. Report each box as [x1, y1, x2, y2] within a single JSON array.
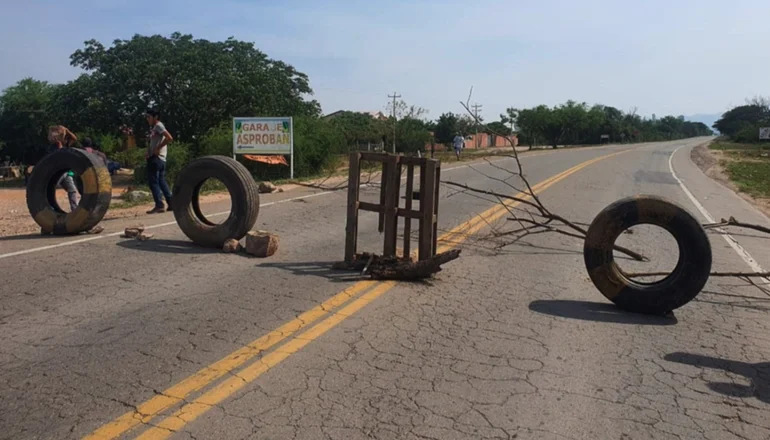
[[222, 239, 242, 253], [245, 231, 279, 257], [86, 225, 105, 235], [123, 226, 145, 238], [258, 181, 277, 193], [124, 190, 152, 202], [137, 232, 154, 241]]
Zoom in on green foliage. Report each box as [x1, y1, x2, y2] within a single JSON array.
[[292, 116, 346, 177], [112, 148, 145, 169], [197, 123, 234, 157], [0, 78, 57, 163], [713, 104, 769, 137], [724, 160, 770, 198], [485, 121, 512, 136], [67, 32, 320, 143], [433, 112, 458, 146], [709, 142, 765, 151], [395, 117, 432, 153], [732, 125, 761, 143], [507, 102, 712, 148], [327, 112, 385, 146]]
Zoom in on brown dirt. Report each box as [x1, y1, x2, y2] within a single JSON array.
[[0, 188, 232, 238], [690, 144, 770, 218]]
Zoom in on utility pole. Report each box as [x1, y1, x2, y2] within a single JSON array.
[[388, 92, 401, 153], [471, 103, 483, 148]]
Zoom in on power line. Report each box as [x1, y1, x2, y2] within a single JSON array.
[[388, 92, 401, 154]]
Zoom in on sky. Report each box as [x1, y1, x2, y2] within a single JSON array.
[[1, 0, 768, 124]]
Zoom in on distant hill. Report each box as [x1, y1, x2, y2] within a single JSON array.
[[685, 113, 722, 131]]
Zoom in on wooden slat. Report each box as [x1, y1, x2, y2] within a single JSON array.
[[398, 156, 427, 166], [358, 202, 421, 219], [418, 161, 436, 261], [378, 160, 387, 232], [360, 152, 390, 162], [432, 161, 441, 257], [344, 152, 361, 262], [359, 201, 383, 213], [403, 163, 414, 258], [382, 155, 400, 257]]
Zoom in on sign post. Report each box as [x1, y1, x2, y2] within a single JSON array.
[[759, 127, 770, 140], [233, 117, 294, 179]]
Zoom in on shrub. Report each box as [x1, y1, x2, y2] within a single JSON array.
[[194, 117, 345, 181], [293, 115, 345, 178], [112, 148, 144, 169], [733, 125, 761, 143]]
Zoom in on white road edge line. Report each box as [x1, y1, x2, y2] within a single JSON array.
[[669, 145, 769, 282], [0, 153, 536, 261]]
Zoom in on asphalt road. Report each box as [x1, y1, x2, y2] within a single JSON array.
[[2, 138, 770, 440]]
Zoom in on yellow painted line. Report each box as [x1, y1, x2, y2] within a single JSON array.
[[134, 281, 397, 440], [128, 148, 632, 440], [87, 148, 630, 440], [86, 144, 589, 440], [84, 280, 376, 440]]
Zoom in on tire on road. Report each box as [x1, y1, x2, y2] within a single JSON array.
[[583, 195, 712, 315], [26, 148, 112, 235], [172, 155, 259, 248]]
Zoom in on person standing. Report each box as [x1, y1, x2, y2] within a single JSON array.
[[48, 125, 80, 212], [145, 109, 174, 214], [452, 133, 465, 160]]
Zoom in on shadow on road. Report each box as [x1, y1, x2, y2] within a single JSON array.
[[259, 261, 364, 283], [664, 352, 770, 404], [528, 299, 678, 325], [116, 239, 220, 255]]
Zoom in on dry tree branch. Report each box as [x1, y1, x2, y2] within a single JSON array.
[[702, 216, 770, 235]]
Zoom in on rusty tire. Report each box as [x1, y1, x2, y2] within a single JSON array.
[[583, 195, 712, 315], [26, 148, 112, 235], [172, 155, 259, 248]]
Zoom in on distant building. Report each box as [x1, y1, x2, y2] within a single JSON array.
[[427, 131, 518, 151]]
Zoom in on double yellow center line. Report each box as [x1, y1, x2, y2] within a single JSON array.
[[86, 148, 630, 440]]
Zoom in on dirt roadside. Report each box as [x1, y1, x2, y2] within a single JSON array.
[[690, 143, 770, 218]]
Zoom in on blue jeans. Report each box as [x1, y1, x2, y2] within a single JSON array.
[[107, 161, 121, 175], [146, 156, 172, 208]]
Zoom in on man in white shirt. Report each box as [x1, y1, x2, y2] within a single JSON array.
[[452, 133, 465, 160], [145, 109, 174, 214]]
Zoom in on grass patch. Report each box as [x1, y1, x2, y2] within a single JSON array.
[[723, 160, 770, 198], [709, 142, 769, 151]]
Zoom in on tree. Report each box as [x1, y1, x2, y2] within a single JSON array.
[[385, 99, 428, 121], [328, 111, 385, 148], [433, 112, 458, 146], [67, 32, 321, 144], [485, 121, 512, 136], [394, 117, 432, 153], [0, 78, 57, 163], [713, 104, 769, 137]]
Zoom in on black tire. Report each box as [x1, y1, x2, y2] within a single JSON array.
[[172, 155, 259, 248], [26, 148, 112, 235], [583, 195, 712, 315]]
